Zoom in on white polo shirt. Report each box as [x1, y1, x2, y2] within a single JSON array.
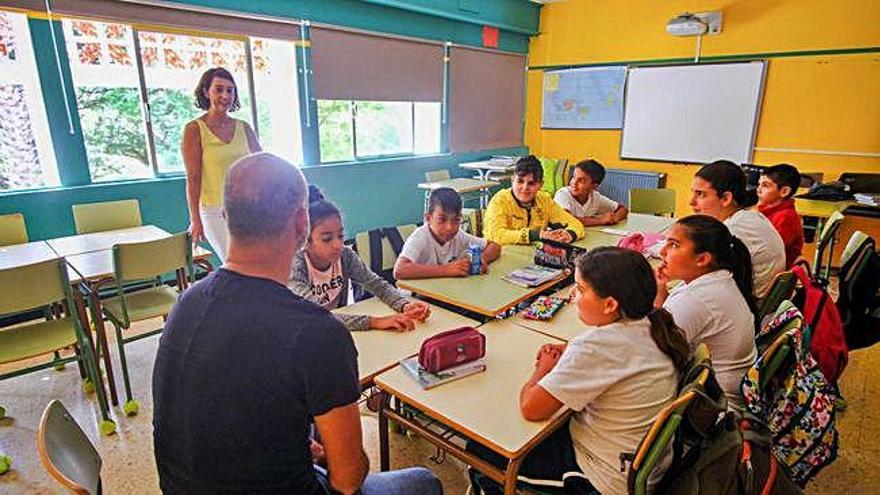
[[663, 270, 757, 410], [399, 224, 487, 265], [724, 209, 786, 298], [539, 318, 677, 495], [554, 187, 619, 219]]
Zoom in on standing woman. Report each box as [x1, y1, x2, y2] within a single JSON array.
[[182, 67, 260, 262]]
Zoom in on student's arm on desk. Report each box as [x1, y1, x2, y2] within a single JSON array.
[[315, 403, 369, 495], [575, 204, 628, 227], [394, 256, 470, 279], [520, 343, 566, 421]]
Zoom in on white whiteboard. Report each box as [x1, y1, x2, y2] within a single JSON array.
[[620, 61, 766, 164]]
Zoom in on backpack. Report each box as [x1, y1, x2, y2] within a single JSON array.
[[661, 412, 802, 495], [790, 264, 848, 383], [741, 302, 840, 487], [837, 235, 880, 350]]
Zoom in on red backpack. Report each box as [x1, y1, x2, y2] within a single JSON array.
[[791, 264, 848, 383]]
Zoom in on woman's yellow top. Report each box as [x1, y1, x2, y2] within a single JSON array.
[[195, 118, 250, 207]]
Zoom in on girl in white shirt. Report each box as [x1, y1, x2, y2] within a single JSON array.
[[655, 215, 758, 409], [469, 247, 690, 495]]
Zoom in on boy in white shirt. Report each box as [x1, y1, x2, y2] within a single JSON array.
[[395, 187, 501, 279], [554, 159, 628, 227]]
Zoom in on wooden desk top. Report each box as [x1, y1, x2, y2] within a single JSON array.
[[333, 298, 480, 385], [66, 245, 212, 283], [417, 178, 499, 193], [574, 213, 674, 250], [47, 225, 170, 257], [459, 160, 515, 172], [375, 319, 569, 457], [794, 197, 855, 219], [396, 246, 567, 317], [0, 241, 57, 270]]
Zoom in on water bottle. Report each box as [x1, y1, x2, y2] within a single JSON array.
[[469, 243, 482, 275]]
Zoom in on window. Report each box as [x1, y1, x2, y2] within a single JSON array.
[[317, 100, 440, 162], [63, 17, 302, 182], [0, 11, 58, 191]]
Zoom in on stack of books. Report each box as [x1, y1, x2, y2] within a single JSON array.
[[503, 265, 564, 287], [400, 356, 486, 389], [854, 193, 880, 206]]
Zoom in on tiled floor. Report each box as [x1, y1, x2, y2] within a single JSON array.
[[1, 317, 878, 494]]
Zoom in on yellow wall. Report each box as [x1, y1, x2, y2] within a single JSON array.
[[526, 0, 880, 215]]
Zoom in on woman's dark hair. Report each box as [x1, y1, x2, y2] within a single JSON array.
[[306, 185, 341, 232], [676, 215, 760, 331], [695, 160, 757, 208], [194, 67, 241, 111], [576, 247, 691, 373]]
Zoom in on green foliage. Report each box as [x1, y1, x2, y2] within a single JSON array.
[[76, 86, 150, 181], [318, 100, 353, 162], [147, 88, 201, 173]]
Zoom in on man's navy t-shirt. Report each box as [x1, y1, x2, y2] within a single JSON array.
[[152, 268, 360, 494]]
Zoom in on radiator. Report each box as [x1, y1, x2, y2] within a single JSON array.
[[598, 169, 667, 207]]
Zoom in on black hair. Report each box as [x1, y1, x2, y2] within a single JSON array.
[[513, 155, 543, 182], [676, 215, 760, 331], [761, 164, 801, 199], [427, 187, 462, 216], [194, 67, 241, 112], [574, 159, 606, 185], [695, 160, 757, 207], [306, 185, 341, 232], [575, 247, 691, 373]]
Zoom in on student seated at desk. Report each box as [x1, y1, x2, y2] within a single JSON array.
[[654, 215, 758, 410], [554, 159, 628, 227], [757, 164, 805, 269], [289, 186, 431, 331], [484, 155, 585, 245], [691, 160, 785, 298], [469, 247, 689, 495], [394, 187, 500, 279]]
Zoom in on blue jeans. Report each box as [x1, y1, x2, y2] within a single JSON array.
[[315, 465, 443, 495]]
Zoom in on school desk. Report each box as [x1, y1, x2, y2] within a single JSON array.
[[374, 319, 571, 495], [332, 298, 480, 387], [573, 213, 674, 250], [0, 240, 56, 270], [418, 177, 499, 210], [459, 159, 515, 182], [46, 225, 171, 257]]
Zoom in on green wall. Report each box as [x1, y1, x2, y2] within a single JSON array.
[[0, 0, 538, 241]]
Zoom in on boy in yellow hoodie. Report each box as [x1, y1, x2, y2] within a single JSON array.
[[484, 155, 585, 245]]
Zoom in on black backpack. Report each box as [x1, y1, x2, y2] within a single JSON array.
[[352, 226, 405, 302], [837, 234, 880, 350]]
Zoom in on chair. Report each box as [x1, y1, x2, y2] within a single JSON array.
[[424, 169, 451, 183], [38, 400, 102, 494], [354, 224, 417, 289], [99, 232, 192, 415], [628, 188, 676, 217], [0, 213, 28, 246], [813, 210, 844, 281], [72, 200, 142, 235], [837, 231, 880, 349], [0, 259, 114, 435], [758, 271, 797, 321]]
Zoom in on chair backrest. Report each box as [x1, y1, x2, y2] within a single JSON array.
[[38, 400, 102, 495], [0, 258, 68, 316], [424, 169, 451, 183], [0, 212, 28, 246], [813, 210, 844, 280], [840, 230, 872, 268], [72, 200, 142, 235], [354, 224, 417, 272], [113, 232, 192, 283], [628, 188, 676, 217], [758, 271, 797, 320]]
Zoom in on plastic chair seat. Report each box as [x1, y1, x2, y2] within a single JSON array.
[[0, 318, 79, 364], [103, 285, 180, 327]]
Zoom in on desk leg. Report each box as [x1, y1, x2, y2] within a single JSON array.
[[503, 456, 525, 495], [72, 290, 109, 403], [378, 391, 391, 471], [87, 285, 120, 406]]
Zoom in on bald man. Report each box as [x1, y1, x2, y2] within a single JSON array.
[[152, 153, 442, 495]]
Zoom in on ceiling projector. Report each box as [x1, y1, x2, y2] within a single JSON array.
[[667, 14, 708, 36]]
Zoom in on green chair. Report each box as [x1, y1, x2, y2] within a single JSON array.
[[758, 271, 797, 321], [0, 259, 114, 435], [38, 400, 102, 494], [840, 230, 871, 268], [629, 188, 676, 217], [812, 210, 844, 281], [0, 213, 28, 247], [72, 199, 142, 235], [538, 158, 568, 195], [355, 224, 417, 276], [100, 232, 193, 416], [424, 169, 451, 182]]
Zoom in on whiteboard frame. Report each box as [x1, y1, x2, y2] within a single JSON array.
[[618, 60, 768, 165], [540, 65, 628, 130]]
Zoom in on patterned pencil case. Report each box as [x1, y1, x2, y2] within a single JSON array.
[[522, 296, 568, 321]]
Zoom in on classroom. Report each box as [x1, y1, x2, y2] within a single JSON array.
[[1, 0, 879, 493]]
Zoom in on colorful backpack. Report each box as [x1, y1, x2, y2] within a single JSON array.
[[791, 264, 848, 383], [741, 301, 839, 487]]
